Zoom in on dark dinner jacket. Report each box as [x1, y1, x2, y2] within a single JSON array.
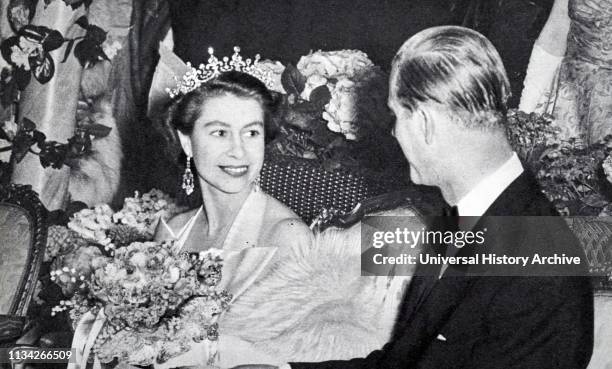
[[290, 171, 594, 369]]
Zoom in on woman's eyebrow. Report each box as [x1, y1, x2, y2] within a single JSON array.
[[242, 121, 264, 129], [202, 120, 231, 128]]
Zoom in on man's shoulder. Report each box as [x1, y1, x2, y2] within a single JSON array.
[[487, 169, 559, 216]]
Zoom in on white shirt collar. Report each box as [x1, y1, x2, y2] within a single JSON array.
[[455, 152, 524, 217]]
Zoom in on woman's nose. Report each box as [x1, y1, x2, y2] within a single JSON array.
[[227, 136, 246, 158]]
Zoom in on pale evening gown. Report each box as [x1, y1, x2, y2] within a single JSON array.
[[156, 190, 292, 368], [520, 0, 612, 145], [154, 191, 416, 368]]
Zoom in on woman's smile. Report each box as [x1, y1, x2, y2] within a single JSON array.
[[219, 165, 249, 177]]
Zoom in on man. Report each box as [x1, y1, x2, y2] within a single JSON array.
[[235, 26, 593, 369]]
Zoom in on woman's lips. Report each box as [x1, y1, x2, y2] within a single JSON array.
[[219, 165, 249, 177]]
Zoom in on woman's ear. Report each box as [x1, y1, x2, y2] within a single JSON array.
[[177, 131, 193, 157]]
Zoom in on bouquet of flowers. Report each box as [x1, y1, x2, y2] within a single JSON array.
[[45, 189, 232, 366], [53, 242, 231, 366], [295, 49, 391, 141], [263, 49, 405, 179]]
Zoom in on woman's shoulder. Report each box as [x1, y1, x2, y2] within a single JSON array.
[[261, 192, 297, 215], [260, 193, 312, 247]]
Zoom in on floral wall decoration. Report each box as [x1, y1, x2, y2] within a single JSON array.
[[1, 14, 109, 88], [0, 117, 111, 180], [7, 0, 36, 34], [0, 0, 114, 184], [51, 0, 92, 10], [1, 24, 65, 85]]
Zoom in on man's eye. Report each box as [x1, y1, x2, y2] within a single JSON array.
[[211, 130, 227, 137]]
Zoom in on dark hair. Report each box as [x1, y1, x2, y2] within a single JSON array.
[[391, 26, 511, 129], [167, 70, 278, 136]]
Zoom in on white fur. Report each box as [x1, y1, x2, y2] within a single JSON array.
[[68, 99, 122, 206], [221, 225, 412, 362], [64, 0, 132, 207]]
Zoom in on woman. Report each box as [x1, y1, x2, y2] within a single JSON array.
[[155, 70, 314, 368], [520, 0, 612, 145], [157, 70, 310, 252], [144, 48, 418, 369]]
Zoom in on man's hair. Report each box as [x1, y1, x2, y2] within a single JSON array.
[[392, 26, 511, 129]]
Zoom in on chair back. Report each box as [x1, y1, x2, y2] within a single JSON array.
[[260, 154, 405, 224], [566, 217, 612, 291], [0, 185, 47, 342], [560, 217, 612, 369]]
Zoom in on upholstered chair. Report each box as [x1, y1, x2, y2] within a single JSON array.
[[0, 185, 47, 347], [568, 217, 612, 369]]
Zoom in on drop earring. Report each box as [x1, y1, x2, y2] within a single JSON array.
[[182, 155, 195, 195], [252, 175, 261, 192]]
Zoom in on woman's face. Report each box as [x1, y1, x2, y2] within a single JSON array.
[[178, 93, 265, 195]]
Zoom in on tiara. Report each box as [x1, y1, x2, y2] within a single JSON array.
[[166, 46, 274, 98]]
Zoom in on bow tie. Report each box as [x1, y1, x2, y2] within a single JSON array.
[[439, 205, 459, 232], [442, 205, 459, 217]]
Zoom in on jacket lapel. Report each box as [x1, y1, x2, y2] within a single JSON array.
[[393, 214, 465, 336], [392, 170, 544, 349]]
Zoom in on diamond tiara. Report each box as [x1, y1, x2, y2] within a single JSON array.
[[166, 46, 274, 98]]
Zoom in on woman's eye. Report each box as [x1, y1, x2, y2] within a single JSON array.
[[245, 130, 262, 137], [211, 130, 227, 137]]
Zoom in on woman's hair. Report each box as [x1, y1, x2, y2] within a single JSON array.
[[391, 26, 511, 129], [167, 70, 278, 136]]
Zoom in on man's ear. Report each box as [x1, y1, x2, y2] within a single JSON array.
[[177, 131, 192, 157], [419, 109, 435, 145]]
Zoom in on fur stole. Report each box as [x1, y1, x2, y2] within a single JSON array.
[[220, 225, 413, 363], [68, 98, 122, 206]]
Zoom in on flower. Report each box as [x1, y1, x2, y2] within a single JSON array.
[[301, 74, 328, 101], [293, 49, 391, 141], [323, 79, 359, 140], [296, 49, 374, 80], [328, 73, 389, 141], [10, 45, 30, 70], [52, 245, 105, 295], [129, 251, 148, 269], [0, 52, 11, 73], [18, 36, 42, 57], [163, 266, 181, 285], [45, 225, 89, 261], [1, 120, 19, 141], [603, 155, 612, 184], [9, 5, 31, 31], [102, 40, 122, 61], [112, 189, 185, 239], [68, 204, 115, 246]]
